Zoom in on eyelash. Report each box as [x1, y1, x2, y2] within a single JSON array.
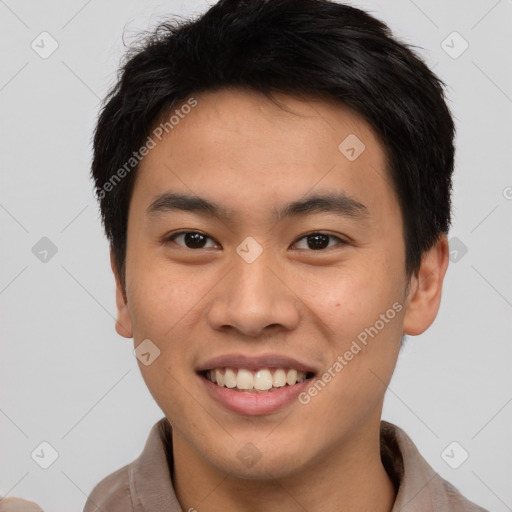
[[164, 231, 347, 251]]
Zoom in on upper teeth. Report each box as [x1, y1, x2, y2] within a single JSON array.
[[206, 368, 308, 392]]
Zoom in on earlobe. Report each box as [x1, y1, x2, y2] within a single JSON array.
[[403, 235, 449, 336], [110, 249, 133, 339]]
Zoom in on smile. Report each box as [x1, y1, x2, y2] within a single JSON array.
[[196, 353, 319, 415], [202, 368, 314, 393]]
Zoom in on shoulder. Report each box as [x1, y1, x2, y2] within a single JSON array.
[[381, 421, 489, 512], [82, 463, 134, 512], [82, 418, 173, 512], [437, 478, 489, 512]]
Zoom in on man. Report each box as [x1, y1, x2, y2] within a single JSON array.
[[86, 0, 489, 510], [0, 0, 488, 511]]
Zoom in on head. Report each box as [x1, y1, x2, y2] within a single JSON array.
[[92, 0, 453, 480]]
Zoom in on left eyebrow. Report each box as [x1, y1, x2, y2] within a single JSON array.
[[272, 193, 368, 222], [146, 191, 368, 222]]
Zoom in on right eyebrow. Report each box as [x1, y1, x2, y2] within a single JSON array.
[[146, 192, 231, 221]]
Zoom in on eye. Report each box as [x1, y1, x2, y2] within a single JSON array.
[[292, 232, 346, 251], [166, 231, 220, 249]]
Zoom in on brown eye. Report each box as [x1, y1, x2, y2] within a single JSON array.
[[293, 232, 345, 250], [168, 231, 219, 249]]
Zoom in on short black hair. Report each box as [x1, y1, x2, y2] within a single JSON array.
[[92, 0, 455, 286]]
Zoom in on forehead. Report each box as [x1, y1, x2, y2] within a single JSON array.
[[133, 88, 397, 225]]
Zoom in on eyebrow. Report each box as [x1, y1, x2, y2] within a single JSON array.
[[146, 191, 368, 222]]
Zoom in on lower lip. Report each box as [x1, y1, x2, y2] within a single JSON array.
[[199, 373, 312, 416]]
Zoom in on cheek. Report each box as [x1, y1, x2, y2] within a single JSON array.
[[297, 258, 404, 385], [126, 259, 205, 341], [138, 361, 187, 431], [126, 260, 215, 399], [299, 258, 401, 331]]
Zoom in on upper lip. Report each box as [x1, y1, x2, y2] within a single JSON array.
[[195, 353, 319, 375]]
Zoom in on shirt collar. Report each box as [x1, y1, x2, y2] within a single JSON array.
[[127, 419, 180, 511]]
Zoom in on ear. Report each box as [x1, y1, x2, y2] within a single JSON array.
[[403, 235, 449, 336], [110, 248, 133, 339]]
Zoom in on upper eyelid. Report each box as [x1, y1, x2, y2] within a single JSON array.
[[167, 230, 211, 239]]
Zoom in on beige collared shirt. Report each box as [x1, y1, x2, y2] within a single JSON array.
[[0, 419, 489, 511]]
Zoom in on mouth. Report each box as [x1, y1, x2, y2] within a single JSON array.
[[195, 354, 319, 415], [200, 367, 316, 393]]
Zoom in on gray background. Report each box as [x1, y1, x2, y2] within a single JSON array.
[[0, 0, 511, 510]]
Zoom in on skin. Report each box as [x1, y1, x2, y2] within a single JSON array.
[[112, 88, 449, 512]]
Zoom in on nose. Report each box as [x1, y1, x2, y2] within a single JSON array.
[[206, 249, 302, 338]]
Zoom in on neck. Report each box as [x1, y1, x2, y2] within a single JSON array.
[[172, 421, 396, 512]]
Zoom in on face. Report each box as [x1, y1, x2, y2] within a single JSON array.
[[113, 88, 446, 479]]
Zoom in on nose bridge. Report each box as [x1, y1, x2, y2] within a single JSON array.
[[234, 252, 275, 304], [207, 246, 301, 336]]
